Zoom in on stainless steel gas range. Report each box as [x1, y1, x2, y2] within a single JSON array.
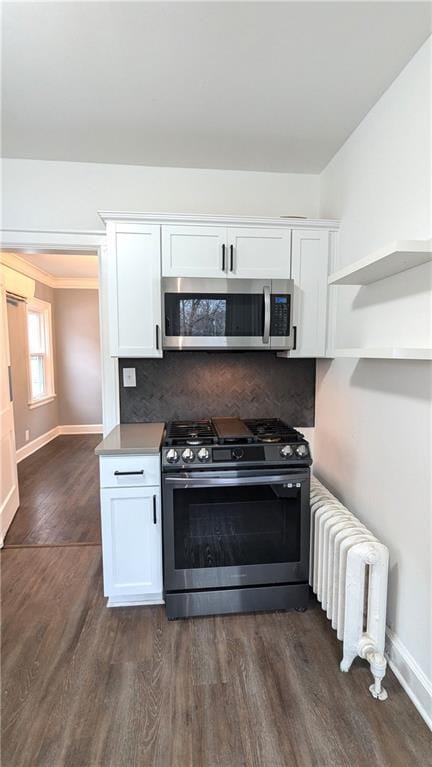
[[161, 417, 311, 619]]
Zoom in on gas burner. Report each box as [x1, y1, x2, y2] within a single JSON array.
[[244, 418, 301, 444], [165, 419, 218, 447]]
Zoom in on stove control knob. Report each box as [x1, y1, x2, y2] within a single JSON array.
[[181, 448, 195, 463], [296, 444, 309, 458], [280, 445, 293, 458], [166, 448, 179, 464], [197, 447, 210, 463]]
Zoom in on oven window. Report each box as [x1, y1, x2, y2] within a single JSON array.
[[172, 484, 301, 569], [165, 293, 264, 337]]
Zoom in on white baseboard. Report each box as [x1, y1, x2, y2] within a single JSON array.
[[107, 594, 164, 608], [16, 424, 103, 461], [386, 628, 432, 730], [58, 424, 103, 435], [16, 426, 59, 463]]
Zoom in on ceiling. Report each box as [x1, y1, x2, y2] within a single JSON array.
[[2, 2, 431, 173], [5, 253, 99, 279]]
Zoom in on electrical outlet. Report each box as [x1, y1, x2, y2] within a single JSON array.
[[122, 367, 136, 388], [25, 429, 30, 442]]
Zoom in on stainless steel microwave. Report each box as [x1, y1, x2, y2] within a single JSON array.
[[162, 278, 294, 350]]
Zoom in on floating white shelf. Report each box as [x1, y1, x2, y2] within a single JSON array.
[[327, 348, 432, 360], [328, 239, 432, 286]]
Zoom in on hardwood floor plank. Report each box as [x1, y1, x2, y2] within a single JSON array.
[[2, 546, 431, 767], [5, 435, 101, 547]]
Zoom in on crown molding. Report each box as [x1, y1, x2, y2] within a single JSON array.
[[98, 210, 340, 229], [56, 277, 99, 290], [1, 252, 55, 286], [0, 252, 98, 290]]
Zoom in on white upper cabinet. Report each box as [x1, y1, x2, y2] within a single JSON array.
[[100, 214, 339, 360], [227, 228, 291, 279], [290, 229, 329, 357], [108, 222, 162, 357], [162, 225, 227, 278], [161, 225, 291, 279]]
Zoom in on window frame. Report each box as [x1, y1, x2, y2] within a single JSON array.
[[26, 297, 56, 408]]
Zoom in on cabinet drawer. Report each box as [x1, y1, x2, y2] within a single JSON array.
[[99, 454, 160, 488]]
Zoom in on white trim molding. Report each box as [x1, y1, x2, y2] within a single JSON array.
[[0, 253, 98, 290], [107, 594, 164, 608], [99, 210, 340, 229], [386, 628, 432, 730], [59, 424, 103, 435], [28, 395, 56, 410], [16, 427, 59, 463], [0, 228, 116, 438], [16, 424, 103, 462]]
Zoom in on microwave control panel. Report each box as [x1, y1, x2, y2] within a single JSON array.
[[270, 295, 291, 336]]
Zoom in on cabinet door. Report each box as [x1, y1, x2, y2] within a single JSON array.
[[162, 226, 227, 277], [227, 228, 291, 279], [108, 223, 162, 357], [290, 230, 329, 357], [101, 486, 162, 598]]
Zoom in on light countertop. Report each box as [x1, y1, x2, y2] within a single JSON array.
[[95, 423, 165, 456]]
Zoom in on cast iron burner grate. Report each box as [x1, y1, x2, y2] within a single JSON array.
[[165, 420, 218, 447], [244, 419, 302, 444]]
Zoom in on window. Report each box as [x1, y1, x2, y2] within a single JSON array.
[[26, 298, 55, 406]]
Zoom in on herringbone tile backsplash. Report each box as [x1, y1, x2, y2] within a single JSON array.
[[119, 353, 315, 426]]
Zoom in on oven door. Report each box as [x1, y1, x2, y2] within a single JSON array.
[[162, 469, 310, 592], [162, 277, 293, 350]]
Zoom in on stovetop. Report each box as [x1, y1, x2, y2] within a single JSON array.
[[162, 417, 311, 469], [164, 417, 302, 446]]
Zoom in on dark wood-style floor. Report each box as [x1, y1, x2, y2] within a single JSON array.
[[2, 435, 431, 765], [2, 544, 431, 767], [4, 435, 101, 547]]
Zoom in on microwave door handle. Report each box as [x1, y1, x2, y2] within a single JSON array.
[[263, 286, 271, 344]]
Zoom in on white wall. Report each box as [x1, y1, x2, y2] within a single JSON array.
[[316, 37, 432, 723], [54, 289, 102, 426], [2, 159, 320, 231]]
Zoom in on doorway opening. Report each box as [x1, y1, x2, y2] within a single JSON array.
[[1, 248, 103, 546]]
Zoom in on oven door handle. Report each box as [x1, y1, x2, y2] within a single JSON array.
[[263, 285, 271, 344], [163, 473, 306, 487]]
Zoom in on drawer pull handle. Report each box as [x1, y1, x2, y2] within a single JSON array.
[[114, 470, 144, 476], [153, 495, 157, 524]]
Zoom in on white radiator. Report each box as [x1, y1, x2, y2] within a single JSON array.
[[310, 476, 389, 700]]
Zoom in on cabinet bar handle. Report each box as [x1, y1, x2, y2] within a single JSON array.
[[114, 470, 144, 476], [230, 244, 234, 272], [153, 494, 157, 524], [155, 324, 160, 350], [263, 286, 271, 344], [293, 326, 297, 350], [221, 243, 226, 272]]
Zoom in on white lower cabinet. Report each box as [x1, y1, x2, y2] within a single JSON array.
[[100, 464, 163, 606]]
